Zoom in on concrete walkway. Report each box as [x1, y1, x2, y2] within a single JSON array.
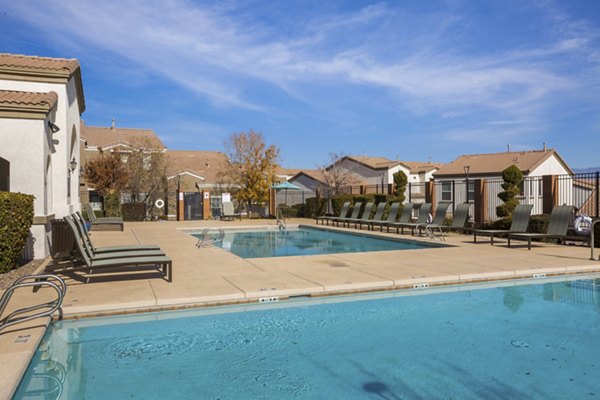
[[1, 218, 599, 398]]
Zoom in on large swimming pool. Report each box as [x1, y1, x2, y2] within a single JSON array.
[[192, 226, 447, 258], [13, 276, 600, 399]]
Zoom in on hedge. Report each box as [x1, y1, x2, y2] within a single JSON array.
[[0, 192, 34, 273]]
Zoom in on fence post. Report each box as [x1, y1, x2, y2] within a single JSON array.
[[596, 172, 599, 218], [425, 181, 435, 207], [408, 182, 412, 203], [542, 175, 556, 214], [474, 179, 487, 227]]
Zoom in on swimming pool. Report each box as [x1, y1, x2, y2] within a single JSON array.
[[192, 226, 447, 258], [14, 276, 600, 399]]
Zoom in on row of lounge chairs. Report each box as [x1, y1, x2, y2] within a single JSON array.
[[59, 212, 172, 282], [317, 201, 578, 249]]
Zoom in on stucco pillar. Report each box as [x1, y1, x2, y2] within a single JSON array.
[[177, 191, 184, 221], [202, 190, 211, 220], [473, 179, 487, 227], [542, 175, 557, 214], [425, 180, 434, 204]]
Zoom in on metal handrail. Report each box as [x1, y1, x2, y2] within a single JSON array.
[[0, 274, 66, 333], [591, 219, 600, 261], [196, 228, 225, 248]]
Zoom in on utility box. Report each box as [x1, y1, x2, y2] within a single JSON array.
[[50, 219, 75, 261]]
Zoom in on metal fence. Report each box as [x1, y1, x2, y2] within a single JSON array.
[[557, 172, 600, 218]]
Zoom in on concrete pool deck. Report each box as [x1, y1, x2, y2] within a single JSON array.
[[2, 218, 600, 398]]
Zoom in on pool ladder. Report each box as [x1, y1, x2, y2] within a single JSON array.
[[196, 228, 225, 248], [0, 274, 66, 334], [591, 219, 600, 261]]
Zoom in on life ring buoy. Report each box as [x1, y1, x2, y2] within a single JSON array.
[[155, 199, 165, 209], [574, 215, 592, 236]]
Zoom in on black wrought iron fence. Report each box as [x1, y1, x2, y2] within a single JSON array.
[[557, 172, 600, 218]]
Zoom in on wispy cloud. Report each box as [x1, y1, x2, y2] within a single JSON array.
[[4, 0, 599, 163]]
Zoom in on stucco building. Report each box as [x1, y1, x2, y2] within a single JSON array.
[[0, 54, 85, 258]]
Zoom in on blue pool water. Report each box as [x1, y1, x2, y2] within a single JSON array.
[[14, 277, 600, 399], [193, 226, 445, 258]]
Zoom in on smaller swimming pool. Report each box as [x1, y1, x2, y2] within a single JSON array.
[[192, 226, 447, 258]]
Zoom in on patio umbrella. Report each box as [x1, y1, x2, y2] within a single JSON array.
[[271, 181, 302, 206]]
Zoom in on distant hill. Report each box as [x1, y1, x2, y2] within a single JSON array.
[[573, 167, 600, 174]]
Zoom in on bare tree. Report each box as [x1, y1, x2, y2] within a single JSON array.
[[123, 139, 168, 217], [318, 152, 360, 195]]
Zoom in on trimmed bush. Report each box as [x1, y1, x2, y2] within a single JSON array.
[[527, 214, 550, 234], [104, 190, 122, 217], [496, 165, 523, 218], [122, 202, 146, 221], [305, 197, 327, 218], [0, 192, 34, 273]]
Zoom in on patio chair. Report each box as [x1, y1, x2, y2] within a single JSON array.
[[435, 203, 472, 234], [64, 216, 172, 281], [473, 204, 533, 245], [389, 203, 432, 235], [316, 202, 350, 225], [369, 202, 400, 232], [507, 205, 574, 250], [83, 203, 124, 231], [221, 202, 242, 221], [383, 203, 415, 233], [354, 202, 385, 230], [73, 212, 161, 255], [333, 202, 363, 227], [344, 202, 375, 229], [414, 202, 450, 236]]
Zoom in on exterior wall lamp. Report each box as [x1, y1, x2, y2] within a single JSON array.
[[70, 157, 78, 173], [48, 121, 60, 133]]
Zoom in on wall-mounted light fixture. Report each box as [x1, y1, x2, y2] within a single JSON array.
[[48, 121, 60, 133], [70, 157, 78, 172]]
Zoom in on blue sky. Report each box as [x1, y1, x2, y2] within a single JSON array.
[[1, 0, 599, 168]]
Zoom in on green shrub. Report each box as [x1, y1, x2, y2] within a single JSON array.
[[0, 192, 34, 273], [496, 165, 523, 218], [277, 204, 298, 218], [104, 190, 122, 217], [489, 217, 512, 230], [393, 171, 408, 203], [122, 202, 146, 221], [331, 194, 354, 216], [305, 197, 326, 218], [291, 204, 304, 217], [527, 214, 550, 233]]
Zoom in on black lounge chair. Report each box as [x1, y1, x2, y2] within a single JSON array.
[[84, 203, 124, 231], [345, 202, 375, 229], [369, 202, 400, 232], [73, 212, 162, 256], [316, 202, 350, 226], [383, 203, 414, 233], [389, 203, 432, 235], [333, 202, 363, 227], [64, 215, 172, 281], [508, 205, 574, 250], [436, 203, 472, 234], [415, 202, 450, 236], [473, 204, 533, 245]]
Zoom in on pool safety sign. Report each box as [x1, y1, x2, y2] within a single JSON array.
[[222, 193, 231, 203]]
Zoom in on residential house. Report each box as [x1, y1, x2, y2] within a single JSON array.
[[81, 120, 166, 208], [0, 53, 85, 258], [166, 150, 232, 220], [433, 148, 574, 220], [288, 155, 439, 201]]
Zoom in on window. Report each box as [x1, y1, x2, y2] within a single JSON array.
[[467, 181, 475, 202], [441, 181, 452, 201]]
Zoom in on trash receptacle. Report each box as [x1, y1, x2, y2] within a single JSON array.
[[50, 219, 75, 260]]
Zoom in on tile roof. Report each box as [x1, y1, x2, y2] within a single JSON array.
[[0, 53, 85, 113], [343, 155, 439, 173], [290, 169, 328, 184], [82, 122, 165, 150], [0, 90, 58, 118], [0, 53, 80, 75], [434, 149, 572, 176], [274, 166, 304, 177], [166, 150, 231, 183]]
